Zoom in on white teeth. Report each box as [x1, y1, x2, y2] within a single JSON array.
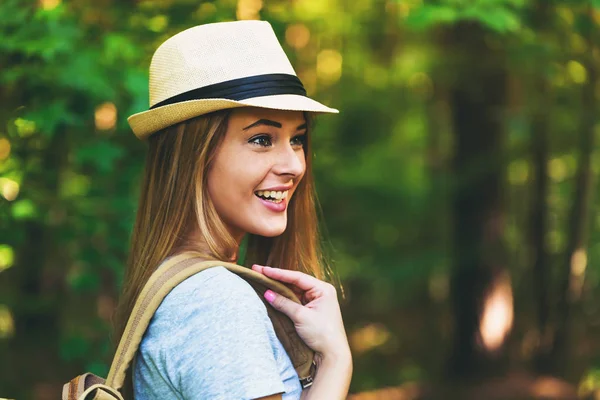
[[255, 189, 289, 201]]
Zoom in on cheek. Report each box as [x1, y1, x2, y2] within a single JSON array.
[[301, 156, 307, 175], [207, 156, 264, 206], [296, 154, 307, 182]]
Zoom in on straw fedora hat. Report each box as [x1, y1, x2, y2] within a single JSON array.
[[127, 20, 339, 140]]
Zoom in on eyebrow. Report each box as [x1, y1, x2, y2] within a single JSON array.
[[243, 119, 307, 131]]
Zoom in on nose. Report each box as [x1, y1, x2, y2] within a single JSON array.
[[272, 142, 305, 178]]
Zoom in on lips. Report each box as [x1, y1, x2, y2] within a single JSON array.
[[255, 193, 287, 212]]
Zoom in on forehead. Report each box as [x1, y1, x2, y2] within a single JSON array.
[[228, 107, 306, 129]]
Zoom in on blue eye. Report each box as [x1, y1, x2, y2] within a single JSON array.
[[291, 134, 306, 147], [249, 134, 273, 147]]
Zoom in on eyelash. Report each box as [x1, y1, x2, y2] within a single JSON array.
[[249, 134, 306, 148]]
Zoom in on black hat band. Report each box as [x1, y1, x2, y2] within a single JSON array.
[[150, 73, 307, 110]]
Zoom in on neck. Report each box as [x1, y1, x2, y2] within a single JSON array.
[[169, 230, 245, 263]]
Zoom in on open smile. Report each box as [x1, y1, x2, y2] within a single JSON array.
[[254, 189, 288, 203], [254, 190, 288, 212]]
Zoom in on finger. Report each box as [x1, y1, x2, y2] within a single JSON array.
[[264, 290, 303, 320], [252, 265, 307, 303], [251, 264, 263, 273], [253, 265, 321, 291]]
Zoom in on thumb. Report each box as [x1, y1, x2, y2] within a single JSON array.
[[264, 290, 302, 319]]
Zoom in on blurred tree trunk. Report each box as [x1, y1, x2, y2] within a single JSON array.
[[3, 126, 68, 399], [528, 0, 552, 374], [446, 21, 509, 380], [551, 6, 598, 376], [530, 78, 552, 373]]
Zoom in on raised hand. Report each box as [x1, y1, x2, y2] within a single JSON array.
[[251, 264, 351, 361]]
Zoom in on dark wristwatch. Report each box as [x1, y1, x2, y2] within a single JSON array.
[[299, 360, 318, 389]]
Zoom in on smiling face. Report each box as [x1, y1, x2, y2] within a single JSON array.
[[206, 107, 308, 242]]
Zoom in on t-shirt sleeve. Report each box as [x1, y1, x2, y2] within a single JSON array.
[[160, 267, 286, 400]]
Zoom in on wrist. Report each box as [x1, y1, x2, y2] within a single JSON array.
[[318, 347, 352, 368], [303, 348, 353, 400]]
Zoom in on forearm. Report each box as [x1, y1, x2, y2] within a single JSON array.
[[300, 350, 353, 400]]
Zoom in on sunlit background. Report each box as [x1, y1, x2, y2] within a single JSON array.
[[1, 0, 600, 399]]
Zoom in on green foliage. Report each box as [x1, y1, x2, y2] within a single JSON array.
[[1, 0, 599, 397], [75, 142, 125, 173], [405, 0, 524, 33]]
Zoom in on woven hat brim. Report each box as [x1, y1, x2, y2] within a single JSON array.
[[128, 94, 339, 140]]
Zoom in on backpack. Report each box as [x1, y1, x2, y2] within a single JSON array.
[[62, 251, 316, 400]]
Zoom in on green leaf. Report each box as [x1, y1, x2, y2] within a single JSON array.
[[404, 5, 459, 30], [466, 6, 521, 33]]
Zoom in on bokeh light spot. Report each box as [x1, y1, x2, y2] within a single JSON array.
[[0, 178, 19, 201], [147, 15, 169, 33], [195, 3, 217, 19], [95, 102, 117, 131], [285, 24, 310, 49], [548, 157, 567, 182], [508, 159, 530, 184], [11, 199, 37, 220], [570, 34, 587, 54], [571, 248, 587, 277], [350, 323, 391, 354], [479, 273, 513, 352], [0, 138, 11, 160], [557, 7, 574, 25], [0, 305, 15, 339], [39, 0, 61, 11], [317, 49, 342, 84], [0, 245, 14, 272], [14, 118, 36, 137], [237, 0, 263, 20], [567, 60, 587, 84]]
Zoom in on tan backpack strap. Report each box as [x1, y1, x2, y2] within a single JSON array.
[[106, 251, 315, 390], [62, 373, 122, 400]]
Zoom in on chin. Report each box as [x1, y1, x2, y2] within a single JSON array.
[[252, 222, 287, 237]]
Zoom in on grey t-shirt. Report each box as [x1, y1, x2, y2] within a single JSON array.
[[132, 264, 302, 399]]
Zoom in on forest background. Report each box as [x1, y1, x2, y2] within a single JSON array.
[[1, 0, 600, 399]]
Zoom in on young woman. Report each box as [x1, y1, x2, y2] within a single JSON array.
[[113, 21, 352, 399]]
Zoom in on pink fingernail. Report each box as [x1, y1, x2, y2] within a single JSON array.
[[264, 290, 276, 303]]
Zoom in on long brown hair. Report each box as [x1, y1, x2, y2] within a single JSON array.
[[112, 108, 331, 353]]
